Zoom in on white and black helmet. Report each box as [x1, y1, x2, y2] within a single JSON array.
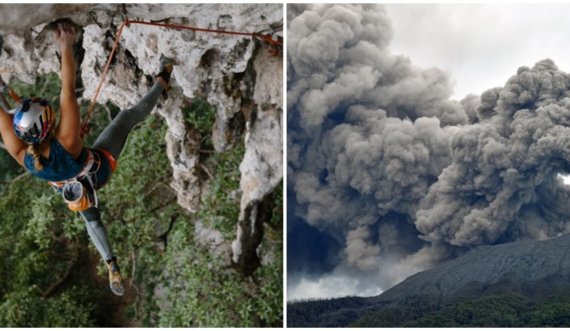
[[12, 98, 56, 145]]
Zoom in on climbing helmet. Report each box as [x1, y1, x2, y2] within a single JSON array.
[[12, 98, 55, 144]]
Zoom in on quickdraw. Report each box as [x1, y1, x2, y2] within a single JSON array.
[[253, 25, 283, 56]]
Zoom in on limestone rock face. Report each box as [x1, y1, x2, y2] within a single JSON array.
[[0, 3, 282, 272], [231, 41, 283, 274]]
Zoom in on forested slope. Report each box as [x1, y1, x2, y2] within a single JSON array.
[[288, 235, 570, 327]]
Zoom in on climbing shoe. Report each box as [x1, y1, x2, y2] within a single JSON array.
[[156, 56, 174, 98], [107, 259, 125, 296]]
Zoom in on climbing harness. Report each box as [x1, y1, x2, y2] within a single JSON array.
[[49, 149, 102, 212], [82, 17, 283, 138]]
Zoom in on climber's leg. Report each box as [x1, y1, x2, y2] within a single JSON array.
[[80, 207, 114, 262], [92, 59, 172, 160], [91, 83, 163, 160], [80, 207, 125, 296]]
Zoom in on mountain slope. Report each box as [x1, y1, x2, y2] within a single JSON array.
[[288, 234, 570, 327]]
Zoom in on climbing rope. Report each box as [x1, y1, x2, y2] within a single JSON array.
[[125, 19, 283, 49], [125, 19, 259, 37], [81, 17, 282, 139]]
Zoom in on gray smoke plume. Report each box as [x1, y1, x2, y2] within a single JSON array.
[[288, 3, 570, 300], [417, 59, 570, 246]]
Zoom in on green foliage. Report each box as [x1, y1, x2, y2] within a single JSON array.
[[0, 286, 96, 327], [402, 294, 526, 327], [182, 97, 216, 135], [157, 239, 250, 327], [353, 293, 570, 327], [291, 291, 570, 328], [287, 296, 370, 327], [0, 149, 23, 182], [255, 257, 284, 326], [154, 222, 282, 327], [10, 73, 62, 106], [526, 295, 570, 326], [0, 173, 96, 326], [198, 143, 243, 239]]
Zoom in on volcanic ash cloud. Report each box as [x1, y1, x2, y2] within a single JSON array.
[[288, 3, 570, 297], [417, 59, 570, 247]]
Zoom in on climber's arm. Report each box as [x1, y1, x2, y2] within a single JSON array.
[[0, 110, 26, 166], [54, 22, 82, 158]]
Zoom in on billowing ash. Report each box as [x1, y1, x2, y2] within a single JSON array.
[[288, 3, 570, 299], [418, 60, 570, 246]]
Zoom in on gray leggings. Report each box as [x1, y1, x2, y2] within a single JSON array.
[[79, 82, 164, 262]]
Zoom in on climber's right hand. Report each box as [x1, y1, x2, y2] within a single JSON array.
[[55, 22, 75, 50]]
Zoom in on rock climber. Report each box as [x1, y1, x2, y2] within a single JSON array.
[[0, 22, 172, 296]]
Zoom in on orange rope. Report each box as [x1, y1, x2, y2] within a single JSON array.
[[126, 19, 283, 46], [82, 17, 282, 138], [126, 19, 257, 38]]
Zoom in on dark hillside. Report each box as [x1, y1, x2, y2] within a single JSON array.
[[288, 234, 570, 327]]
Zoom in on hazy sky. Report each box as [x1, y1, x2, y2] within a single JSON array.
[[288, 3, 570, 301], [385, 4, 570, 188], [385, 4, 570, 100]]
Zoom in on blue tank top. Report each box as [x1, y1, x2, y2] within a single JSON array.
[[25, 139, 114, 188], [24, 139, 87, 182]]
